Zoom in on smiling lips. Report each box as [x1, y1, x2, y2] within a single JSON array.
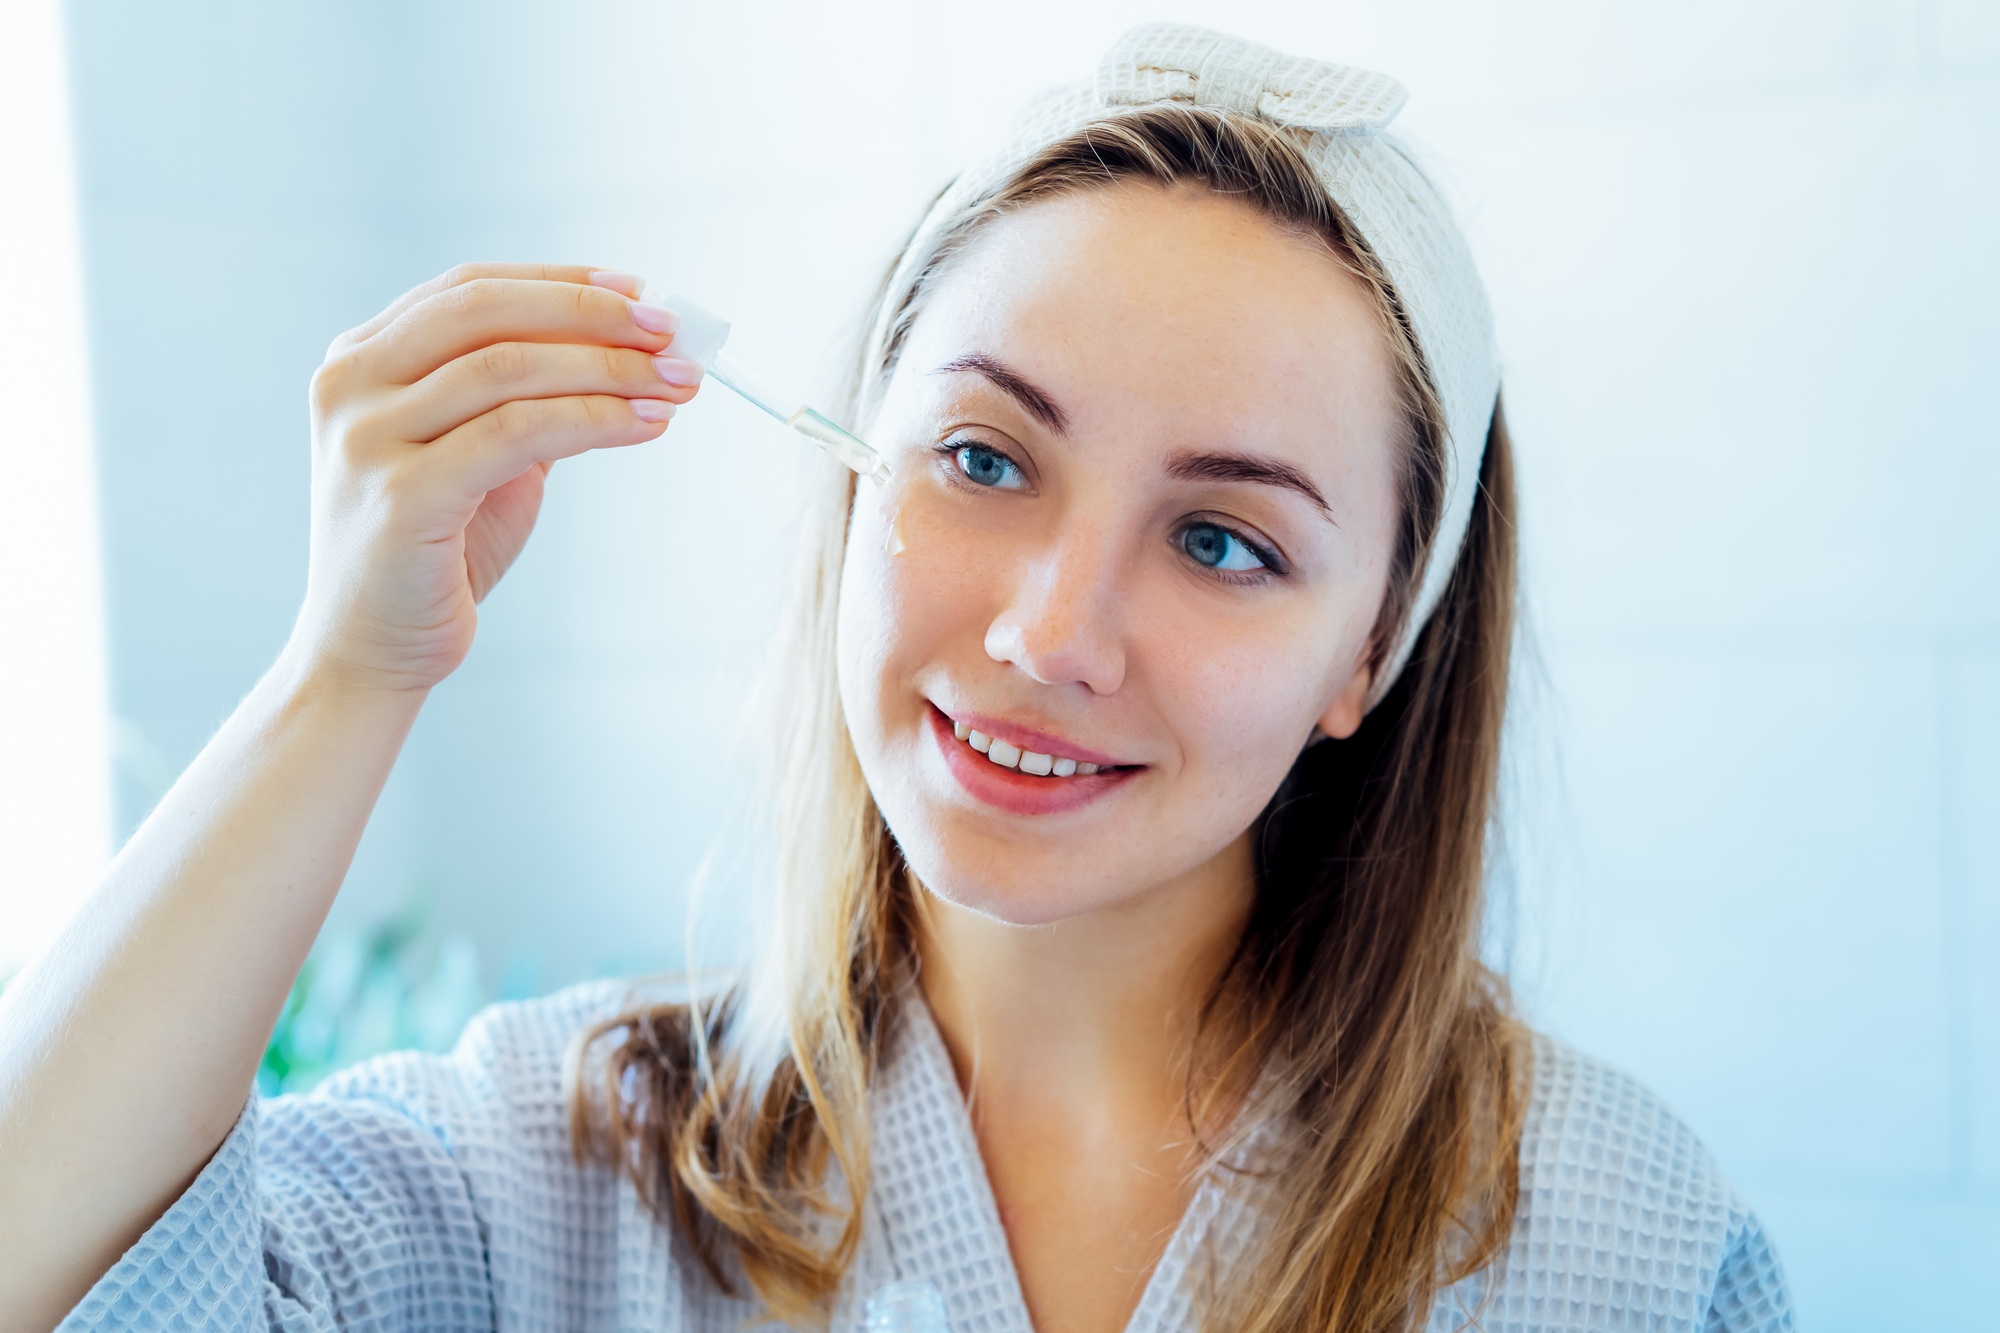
[[952, 718, 1103, 778], [928, 705, 1134, 815]]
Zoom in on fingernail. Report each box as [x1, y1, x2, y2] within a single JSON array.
[[588, 269, 645, 297], [653, 355, 703, 386], [629, 301, 680, 335], [631, 399, 677, 422]]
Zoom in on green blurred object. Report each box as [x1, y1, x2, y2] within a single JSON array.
[[259, 900, 489, 1096]]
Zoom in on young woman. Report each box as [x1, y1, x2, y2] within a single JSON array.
[[0, 24, 1794, 1333]]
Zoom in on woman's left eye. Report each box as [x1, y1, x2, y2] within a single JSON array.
[[1179, 522, 1269, 573], [952, 442, 1027, 490]]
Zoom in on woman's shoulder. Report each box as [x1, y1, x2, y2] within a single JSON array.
[[64, 981, 702, 1332], [1463, 1031, 1794, 1331], [1518, 1030, 1726, 1192], [262, 979, 718, 1321]]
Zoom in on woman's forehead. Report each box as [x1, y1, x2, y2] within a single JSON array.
[[898, 184, 1403, 461], [948, 186, 1367, 334]]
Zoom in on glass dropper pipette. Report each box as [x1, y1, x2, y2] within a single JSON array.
[[648, 291, 891, 484]]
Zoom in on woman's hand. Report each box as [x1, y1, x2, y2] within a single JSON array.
[[0, 262, 704, 1331], [295, 263, 699, 692]]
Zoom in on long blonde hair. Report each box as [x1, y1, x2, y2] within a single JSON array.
[[573, 105, 1525, 1331]]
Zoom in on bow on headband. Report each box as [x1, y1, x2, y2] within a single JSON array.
[[1094, 23, 1408, 135]]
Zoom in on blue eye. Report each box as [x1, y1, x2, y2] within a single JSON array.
[[955, 443, 1026, 490], [1180, 522, 1268, 572]]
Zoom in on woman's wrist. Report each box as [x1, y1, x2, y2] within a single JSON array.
[[267, 635, 442, 717], [238, 641, 437, 779]]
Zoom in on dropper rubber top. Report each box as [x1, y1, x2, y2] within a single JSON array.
[[652, 291, 891, 484]]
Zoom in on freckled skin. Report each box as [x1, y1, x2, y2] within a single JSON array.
[[830, 183, 1408, 1333]]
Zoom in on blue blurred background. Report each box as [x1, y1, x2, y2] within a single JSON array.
[[4, 0, 1996, 1325]]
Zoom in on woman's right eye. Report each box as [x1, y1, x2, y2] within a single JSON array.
[[952, 441, 1028, 491]]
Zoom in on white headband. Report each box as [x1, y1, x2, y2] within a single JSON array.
[[867, 22, 1500, 705]]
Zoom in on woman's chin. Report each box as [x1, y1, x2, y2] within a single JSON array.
[[906, 852, 1124, 929]]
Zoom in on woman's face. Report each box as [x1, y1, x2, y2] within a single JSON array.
[[836, 182, 1405, 926]]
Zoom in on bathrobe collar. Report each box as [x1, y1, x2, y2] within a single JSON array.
[[845, 996, 1280, 1333]]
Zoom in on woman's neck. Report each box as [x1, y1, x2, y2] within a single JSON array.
[[913, 830, 1256, 1121], [909, 833, 1258, 1332]]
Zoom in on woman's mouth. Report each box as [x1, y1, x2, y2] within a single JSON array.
[[949, 717, 1103, 777], [926, 704, 1136, 816]]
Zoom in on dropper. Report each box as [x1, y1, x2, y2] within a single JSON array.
[[649, 291, 891, 484]]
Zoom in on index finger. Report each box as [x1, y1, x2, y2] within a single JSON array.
[[334, 263, 641, 350], [362, 277, 674, 386]]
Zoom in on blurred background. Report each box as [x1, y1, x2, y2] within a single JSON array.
[[2, 0, 1995, 1325]]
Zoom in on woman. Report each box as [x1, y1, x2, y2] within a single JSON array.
[[0, 24, 1793, 1333]]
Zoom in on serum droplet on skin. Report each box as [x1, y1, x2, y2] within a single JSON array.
[[885, 508, 907, 556]]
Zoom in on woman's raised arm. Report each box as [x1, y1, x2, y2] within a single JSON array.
[[0, 264, 699, 1331]]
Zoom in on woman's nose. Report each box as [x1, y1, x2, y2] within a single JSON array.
[[982, 535, 1128, 696]]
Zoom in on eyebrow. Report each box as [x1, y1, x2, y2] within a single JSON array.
[[932, 352, 1333, 520], [932, 353, 1071, 434], [1166, 450, 1334, 519]]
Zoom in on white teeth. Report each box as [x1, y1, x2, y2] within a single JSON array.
[[950, 719, 1108, 778]]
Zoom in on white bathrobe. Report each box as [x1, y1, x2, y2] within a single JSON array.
[[62, 981, 1794, 1331]]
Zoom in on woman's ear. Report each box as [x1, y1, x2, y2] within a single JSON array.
[[1316, 659, 1374, 742]]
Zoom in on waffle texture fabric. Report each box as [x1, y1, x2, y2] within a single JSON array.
[[61, 981, 1795, 1332], [865, 22, 1499, 704]]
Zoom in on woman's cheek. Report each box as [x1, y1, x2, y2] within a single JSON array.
[[836, 480, 993, 737], [1153, 607, 1345, 803]]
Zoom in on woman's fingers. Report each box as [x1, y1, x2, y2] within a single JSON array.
[[334, 263, 632, 350], [358, 276, 681, 386], [425, 392, 676, 500], [390, 340, 704, 443]]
